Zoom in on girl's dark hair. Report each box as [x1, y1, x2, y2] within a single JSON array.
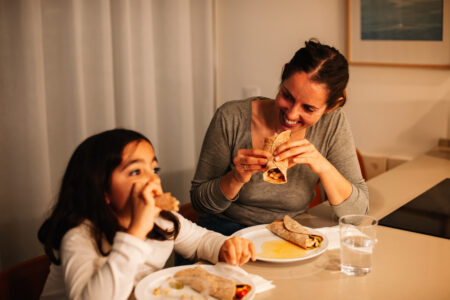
[[38, 128, 180, 265], [281, 39, 349, 109]]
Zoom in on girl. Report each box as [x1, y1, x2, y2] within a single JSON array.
[[38, 129, 255, 300]]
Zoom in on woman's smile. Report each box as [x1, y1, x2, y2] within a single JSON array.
[[279, 110, 303, 129]]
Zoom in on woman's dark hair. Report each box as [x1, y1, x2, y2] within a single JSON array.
[[281, 39, 349, 109], [38, 128, 180, 265]]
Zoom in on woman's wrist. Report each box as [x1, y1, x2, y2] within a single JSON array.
[[220, 170, 245, 200]]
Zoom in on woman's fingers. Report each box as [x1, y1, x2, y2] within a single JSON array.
[[274, 140, 315, 162], [235, 149, 270, 171]]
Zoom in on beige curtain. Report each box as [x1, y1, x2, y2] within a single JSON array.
[[0, 0, 214, 269]]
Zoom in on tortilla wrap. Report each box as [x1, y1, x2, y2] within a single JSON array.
[[132, 182, 179, 211], [263, 130, 291, 184], [154, 192, 179, 211], [266, 215, 323, 249], [174, 266, 235, 300]]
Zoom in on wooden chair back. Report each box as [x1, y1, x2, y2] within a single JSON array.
[[179, 202, 200, 223], [0, 254, 50, 300], [308, 148, 367, 209]]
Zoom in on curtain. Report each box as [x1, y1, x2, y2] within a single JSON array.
[[0, 0, 214, 269]]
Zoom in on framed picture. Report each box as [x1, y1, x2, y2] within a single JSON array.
[[347, 0, 450, 69]]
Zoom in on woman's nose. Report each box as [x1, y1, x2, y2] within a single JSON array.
[[285, 103, 302, 119]]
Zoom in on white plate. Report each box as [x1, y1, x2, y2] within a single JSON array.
[[233, 224, 328, 263], [135, 264, 255, 300]]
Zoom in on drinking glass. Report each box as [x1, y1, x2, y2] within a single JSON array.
[[339, 214, 378, 276], [159, 276, 209, 300]]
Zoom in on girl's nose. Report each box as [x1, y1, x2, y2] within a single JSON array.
[[148, 171, 161, 183]]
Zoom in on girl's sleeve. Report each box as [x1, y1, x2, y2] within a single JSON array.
[[173, 212, 228, 262], [325, 110, 369, 217], [60, 224, 150, 300], [190, 109, 237, 214]]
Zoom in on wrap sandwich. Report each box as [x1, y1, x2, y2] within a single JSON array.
[[133, 182, 179, 211], [266, 215, 323, 249], [263, 130, 291, 184], [174, 266, 251, 300], [154, 192, 179, 211]]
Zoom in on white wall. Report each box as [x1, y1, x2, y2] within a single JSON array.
[[214, 0, 450, 160]]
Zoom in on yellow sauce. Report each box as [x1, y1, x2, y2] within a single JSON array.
[[257, 240, 307, 259]]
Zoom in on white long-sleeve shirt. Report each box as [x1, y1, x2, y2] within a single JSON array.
[[40, 212, 228, 300]]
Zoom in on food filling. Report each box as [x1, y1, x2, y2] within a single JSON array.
[[305, 236, 322, 249], [268, 169, 285, 181], [234, 284, 252, 300]]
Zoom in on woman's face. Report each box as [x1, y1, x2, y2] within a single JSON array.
[[275, 71, 330, 134], [106, 140, 161, 221]]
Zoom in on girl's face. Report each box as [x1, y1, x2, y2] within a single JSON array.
[[275, 71, 331, 134], [106, 140, 161, 221]]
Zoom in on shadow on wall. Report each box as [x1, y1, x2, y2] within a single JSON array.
[[347, 96, 448, 159], [160, 168, 196, 205], [397, 98, 448, 155]]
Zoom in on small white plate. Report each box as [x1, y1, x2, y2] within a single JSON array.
[[234, 224, 329, 263], [135, 264, 255, 300]]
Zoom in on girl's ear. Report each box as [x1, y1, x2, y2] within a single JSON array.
[[325, 97, 344, 114], [105, 193, 111, 205]]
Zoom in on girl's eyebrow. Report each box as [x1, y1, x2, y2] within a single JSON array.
[[120, 157, 157, 171]]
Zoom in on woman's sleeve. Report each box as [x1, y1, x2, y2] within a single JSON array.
[[60, 225, 150, 300], [173, 212, 228, 262], [190, 109, 237, 214], [325, 110, 369, 217]]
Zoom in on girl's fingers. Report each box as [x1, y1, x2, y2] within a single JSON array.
[[225, 241, 237, 265], [221, 237, 256, 266], [249, 242, 256, 262], [233, 237, 244, 265]]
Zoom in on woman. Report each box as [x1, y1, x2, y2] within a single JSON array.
[[190, 39, 368, 235], [38, 129, 255, 300]]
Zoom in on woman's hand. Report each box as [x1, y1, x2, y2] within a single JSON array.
[[127, 178, 162, 240], [273, 139, 331, 175], [219, 236, 256, 266], [232, 149, 271, 183]]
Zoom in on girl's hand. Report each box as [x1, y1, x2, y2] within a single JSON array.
[[219, 236, 256, 266], [127, 178, 162, 240], [273, 139, 331, 175], [232, 149, 271, 183]]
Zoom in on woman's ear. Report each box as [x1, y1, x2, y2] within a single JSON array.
[[325, 97, 344, 114]]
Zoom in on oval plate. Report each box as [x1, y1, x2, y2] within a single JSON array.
[[135, 264, 255, 300], [234, 224, 328, 263]]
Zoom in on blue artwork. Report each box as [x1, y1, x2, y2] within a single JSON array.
[[361, 0, 443, 41]]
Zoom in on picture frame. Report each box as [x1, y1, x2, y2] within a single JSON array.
[[347, 0, 450, 69]]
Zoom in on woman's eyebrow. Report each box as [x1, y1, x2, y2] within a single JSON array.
[[281, 85, 296, 101]]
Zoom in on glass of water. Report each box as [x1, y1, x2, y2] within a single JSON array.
[[339, 214, 378, 276]]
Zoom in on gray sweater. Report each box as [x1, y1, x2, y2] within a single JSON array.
[[190, 98, 368, 226]]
